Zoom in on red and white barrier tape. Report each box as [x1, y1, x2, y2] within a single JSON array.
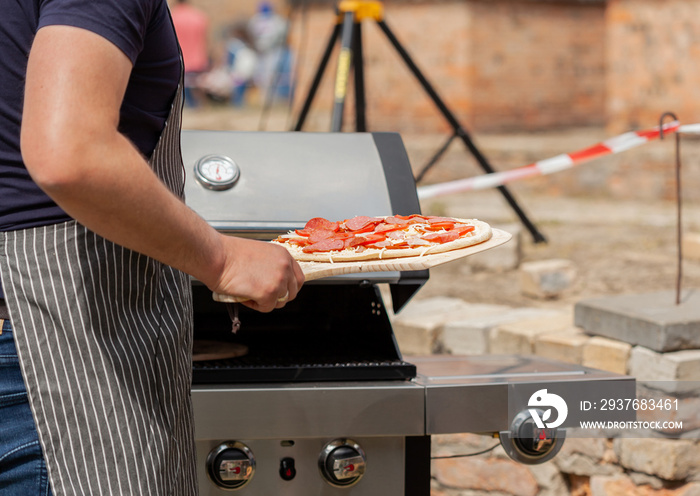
[[417, 121, 698, 200]]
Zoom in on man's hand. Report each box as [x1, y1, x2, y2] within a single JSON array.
[[209, 236, 305, 313]]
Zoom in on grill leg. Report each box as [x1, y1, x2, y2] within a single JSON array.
[[293, 23, 340, 131], [405, 436, 431, 496]]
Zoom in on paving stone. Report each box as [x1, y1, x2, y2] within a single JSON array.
[[535, 329, 590, 365], [442, 307, 558, 355], [613, 438, 700, 481], [391, 297, 500, 355], [432, 456, 538, 496], [589, 475, 637, 496], [575, 290, 700, 352], [681, 483, 700, 496], [629, 346, 700, 393], [489, 311, 573, 354], [519, 258, 577, 299], [582, 336, 631, 375]]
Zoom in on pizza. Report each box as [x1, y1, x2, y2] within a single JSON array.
[[272, 215, 492, 262]]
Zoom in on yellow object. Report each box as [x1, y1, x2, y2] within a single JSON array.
[[337, 1, 384, 22]]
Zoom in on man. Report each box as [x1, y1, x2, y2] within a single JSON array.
[[0, 1, 304, 494], [171, 0, 210, 107]]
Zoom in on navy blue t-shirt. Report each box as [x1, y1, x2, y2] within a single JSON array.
[[0, 0, 181, 232]]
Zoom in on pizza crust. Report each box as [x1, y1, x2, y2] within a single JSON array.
[[273, 217, 492, 263]]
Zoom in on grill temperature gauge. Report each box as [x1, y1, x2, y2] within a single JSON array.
[[194, 155, 240, 191]]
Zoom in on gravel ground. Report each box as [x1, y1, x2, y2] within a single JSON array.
[[418, 190, 700, 311]]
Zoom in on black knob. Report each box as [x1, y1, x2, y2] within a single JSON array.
[[206, 442, 255, 490], [279, 457, 296, 481], [318, 439, 366, 488], [513, 416, 556, 456]]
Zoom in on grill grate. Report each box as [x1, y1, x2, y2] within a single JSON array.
[[192, 357, 416, 384]]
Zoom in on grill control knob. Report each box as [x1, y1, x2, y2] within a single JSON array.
[[499, 410, 565, 465], [206, 441, 255, 490], [318, 439, 366, 488]]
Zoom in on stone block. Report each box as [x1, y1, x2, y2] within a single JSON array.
[[528, 461, 569, 496], [519, 258, 577, 299], [432, 456, 538, 496], [442, 307, 560, 355], [535, 329, 590, 365], [468, 223, 522, 272], [629, 346, 700, 393], [582, 336, 631, 375], [635, 384, 700, 435], [490, 311, 574, 355], [574, 290, 700, 352], [391, 297, 496, 355], [613, 438, 700, 481], [554, 437, 621, 477], [589, 475, 637, 496]]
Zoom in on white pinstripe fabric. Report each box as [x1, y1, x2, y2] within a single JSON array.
[[0, 74, 197, 494]]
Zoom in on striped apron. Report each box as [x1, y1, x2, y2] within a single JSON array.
[[0, 75, 197, 494]]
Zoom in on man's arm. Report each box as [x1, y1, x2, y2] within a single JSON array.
[[21, 25, 303, 312]]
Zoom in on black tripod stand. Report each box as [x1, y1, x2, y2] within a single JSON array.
[[292, 1, 546, 243]]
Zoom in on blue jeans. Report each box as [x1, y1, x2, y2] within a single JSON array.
[[0, 320, 52, 495]]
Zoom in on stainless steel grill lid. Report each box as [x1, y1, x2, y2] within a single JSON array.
[[182, 130, 428, 310], [183, 131, 418, 235]]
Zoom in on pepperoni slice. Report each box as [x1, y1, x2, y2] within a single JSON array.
[[385, 216, 410, 226], [346, 236, 366, 248], [308, 229, 336, 243], [355, 225, 376, 234], [345, 216, 383, 232], [295, 229, 312, 237], [302, 238, 345, 253], [344, 216, 370, 231], [305, 217, 339, 232], [331, 232, 355, 241]]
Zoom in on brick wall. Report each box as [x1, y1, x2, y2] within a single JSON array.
[[606, 0, 700, 134], [288, 0, 607, 133], [470, 0, 606, 131]]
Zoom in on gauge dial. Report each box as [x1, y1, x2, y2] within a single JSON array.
[[194, 155, 240, 191]]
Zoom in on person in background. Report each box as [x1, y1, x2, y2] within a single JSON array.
[[198, 21, 258, 106], [0, 0, 304, 494], [248, 1, 291, 100], [225, 22, 259, 106], [171, 0, 210, 107]]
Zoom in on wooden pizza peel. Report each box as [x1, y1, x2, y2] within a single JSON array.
[[213, 228, 511, 303]]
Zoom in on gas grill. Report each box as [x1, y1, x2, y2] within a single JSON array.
[[182, 131, 635, 495]]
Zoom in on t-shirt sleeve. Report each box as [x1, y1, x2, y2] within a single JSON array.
[[37, 0, 158, 63]]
